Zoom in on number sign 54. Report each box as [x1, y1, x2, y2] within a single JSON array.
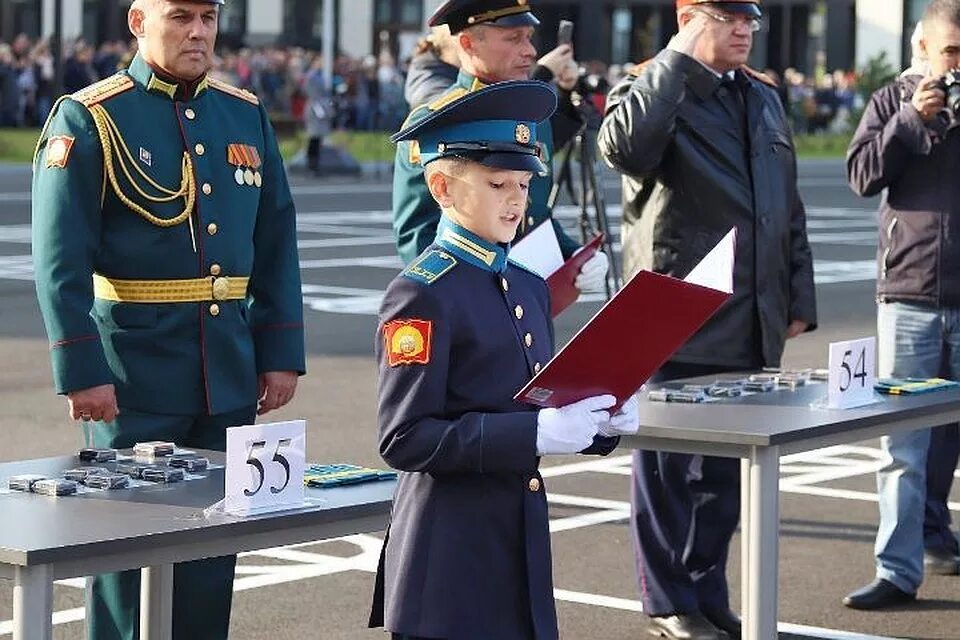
[[225, 420, 305, 515], [828, 338, 876, 409]]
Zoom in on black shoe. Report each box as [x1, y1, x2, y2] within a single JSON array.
[[702, 607, 741, 639], [646, 613, 728, 640], [842, 578, 916, 610], [924, 548, 960, 576]]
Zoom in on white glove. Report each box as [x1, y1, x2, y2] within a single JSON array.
[[536, 395, 615, 455], [598, 394, 640, 437], [575, 250, 609, 291]]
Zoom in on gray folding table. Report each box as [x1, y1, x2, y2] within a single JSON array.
[[0, 451, 395, 640], [618, 380, 960, 640]]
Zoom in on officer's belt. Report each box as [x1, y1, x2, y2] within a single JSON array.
[[93, 274, 249, 303]]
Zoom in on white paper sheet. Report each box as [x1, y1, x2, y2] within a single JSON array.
[[508, 222, 565, 278], [683, 228, 736, 293]]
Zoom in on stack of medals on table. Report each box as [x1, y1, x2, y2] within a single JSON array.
[[647, 368, 830, 403], [6, 441, 211, 497]]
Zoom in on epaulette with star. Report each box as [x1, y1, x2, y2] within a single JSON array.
[[402, 250, 458, 285], [72, 74, 135, 107], [208, 77, 260, 105], [741, 66, 778, 88]]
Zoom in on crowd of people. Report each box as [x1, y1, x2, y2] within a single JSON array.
[[1, 31, 867, 137]]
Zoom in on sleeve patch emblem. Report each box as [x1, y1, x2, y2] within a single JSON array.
[[384, 319, 433, 366], [45, 135, 76, 169]]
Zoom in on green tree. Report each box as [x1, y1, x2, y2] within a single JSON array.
[[857, 51, 898, 102]]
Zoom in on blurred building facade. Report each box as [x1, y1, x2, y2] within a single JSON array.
[[0, 0, 928, 74]]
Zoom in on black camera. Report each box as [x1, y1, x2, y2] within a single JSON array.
[[937, 69, 960, 114]]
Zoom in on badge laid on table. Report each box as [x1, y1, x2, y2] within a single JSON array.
[[227, 143, 262, 188]]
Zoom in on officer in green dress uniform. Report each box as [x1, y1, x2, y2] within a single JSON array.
[[392, 0, 610, 295], [31, 1, 305, 638]]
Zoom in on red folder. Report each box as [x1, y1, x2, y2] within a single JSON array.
[[547, 233, 605, 317], [515, 269, 731, 410]]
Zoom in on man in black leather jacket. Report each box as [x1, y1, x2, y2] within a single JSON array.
[[598, 1, 816, 638], [843, 0, 960, 611]]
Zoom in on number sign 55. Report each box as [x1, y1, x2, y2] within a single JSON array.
[[225, 421, 305, 515], [828, 338, 876, 409]]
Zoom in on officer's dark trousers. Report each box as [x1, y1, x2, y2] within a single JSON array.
[[631, 362, 740, 616], [85, 405, 256, 640], [925, 423, 960, 554]]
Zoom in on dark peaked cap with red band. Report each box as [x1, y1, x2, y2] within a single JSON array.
[[428, 0, 539, 34]]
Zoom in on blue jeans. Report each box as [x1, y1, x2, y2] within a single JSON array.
[[875, 302, 960, 592]]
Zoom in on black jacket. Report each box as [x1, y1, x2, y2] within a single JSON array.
[[598, 50, 817, 367], [847, 74, 960, 307]]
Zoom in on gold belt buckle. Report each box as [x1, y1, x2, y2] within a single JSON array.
[[211, 276, 230, 301]]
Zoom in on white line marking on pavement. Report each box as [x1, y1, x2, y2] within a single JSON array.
[[552, 590, 904, 639]]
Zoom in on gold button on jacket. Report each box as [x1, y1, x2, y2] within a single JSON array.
[[528, 478, 541, 492]]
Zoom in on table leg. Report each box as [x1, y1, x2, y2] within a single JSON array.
[[740, 457, 752, 626], [746, 445, 780, 640], [140, 564, 174, 640], [13, 564, 52, 640]]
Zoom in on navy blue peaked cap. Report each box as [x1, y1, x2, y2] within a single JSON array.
[[428, 0, 539, 34], [391, 80, 557, 174]]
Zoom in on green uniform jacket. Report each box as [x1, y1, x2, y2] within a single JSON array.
[[392, 70, 580, 265], [32, 54, 305, 416]]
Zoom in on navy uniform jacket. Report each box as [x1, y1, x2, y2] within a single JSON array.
[[32, 54, 305, 415], [392, 69, 580, 265], [370, 217, 617, 640]]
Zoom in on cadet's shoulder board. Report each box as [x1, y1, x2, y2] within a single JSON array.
[[208, 77, 260, 105], [741, 65, 778, 89], [402, 250, 458, 285], [383, 318, 433, 366], [72, 74, 135, 107], [628, 59, 653, 78]]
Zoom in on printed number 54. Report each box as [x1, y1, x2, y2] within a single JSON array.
[[244, 438, 293, 497], [840, 348, 868, 392]]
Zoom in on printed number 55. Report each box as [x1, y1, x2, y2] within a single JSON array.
[[244, 438, 293, 497]]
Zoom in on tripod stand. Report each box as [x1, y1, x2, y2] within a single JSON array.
[[548, 107, 622, 298]]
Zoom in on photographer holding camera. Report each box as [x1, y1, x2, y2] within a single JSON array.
[[844, 0, 960, 610]]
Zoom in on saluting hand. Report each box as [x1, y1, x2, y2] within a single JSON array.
[[257, 371, 299, 416], [538, 45, 574, 80], [667, 12, 709, 57], [912, 75, 946, 122], [67, 384, 119, 423]]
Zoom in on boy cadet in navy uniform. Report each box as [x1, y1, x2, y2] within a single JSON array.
[[370, 80, 641, 640], [392, 0, 609, 297], [31, 1, 304, 638]]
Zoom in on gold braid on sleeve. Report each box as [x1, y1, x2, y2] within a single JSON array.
[[87, 103, 196, 228]]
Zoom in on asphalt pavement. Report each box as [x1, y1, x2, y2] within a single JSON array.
[[0, 158, 957, 639]]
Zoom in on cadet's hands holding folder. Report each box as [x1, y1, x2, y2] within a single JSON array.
[[536, 395, 616, 455], [598, 394, 640, 437]]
